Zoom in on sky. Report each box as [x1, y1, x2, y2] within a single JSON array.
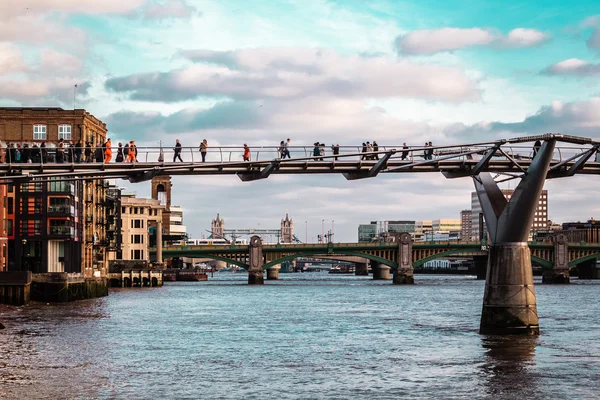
[[3, 0, 600, 242]]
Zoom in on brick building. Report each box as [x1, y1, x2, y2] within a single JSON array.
[[0, 108, 110, 277], [0, 184, 7, 271]]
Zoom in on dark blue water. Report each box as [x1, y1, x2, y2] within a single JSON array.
[[1, 274, 599, 399]]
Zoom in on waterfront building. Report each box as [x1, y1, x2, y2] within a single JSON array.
[[471, 189, 548, 240], [105, 184, 123, 261], [0, 184, 7, 271], [460, 210, 472, 240], [413, 220, 432, 241], [432, 219, 461, 232], [554, 219, 600, 243], [358, 220, 415, 242], [120, 194, 165, 261], [0, 107, 110, 277]]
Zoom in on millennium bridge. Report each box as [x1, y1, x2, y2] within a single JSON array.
[[5, 133, 600, 335]]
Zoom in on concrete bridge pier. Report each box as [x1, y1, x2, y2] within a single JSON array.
[[393, 233, 414, 284], [266, 265, 280, 280], [355, 262, 369, 276], [577, 259, 600, 279], [473, 138, 556, 335], [248, 236, 264, 285], [542, 234, 570, 284], [372, 263, 391, 280], [474, 256, 487, 280]]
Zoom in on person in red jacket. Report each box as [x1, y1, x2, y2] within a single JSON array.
[[243, 144, 250, 161]]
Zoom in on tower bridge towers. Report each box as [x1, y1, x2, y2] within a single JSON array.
[[212, 214, 225, 239], [281, 214, 294, 243]]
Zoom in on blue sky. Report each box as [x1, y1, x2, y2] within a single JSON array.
[[2, 0, 600, 241]]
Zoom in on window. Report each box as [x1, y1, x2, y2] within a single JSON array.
[[33, 125, 47, 140], [133, 249, 143, 260], [132, 220, 142, 229], [121, 206, 126, 214], [7, 220, 12, 236], [132, 234, 143, 244], [58, 125, 72, 140]]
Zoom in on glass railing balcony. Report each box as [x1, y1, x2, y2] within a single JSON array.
[[48, 182, 75, 195], [47, 205, 75, 215], [49, 226, 75, 236]]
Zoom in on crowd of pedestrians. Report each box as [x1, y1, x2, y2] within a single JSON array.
[[0, 137, 443, 164]]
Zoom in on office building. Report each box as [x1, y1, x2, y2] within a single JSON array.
[[460, 210, 472, 240], [358, 220, 415, 242], [471, 189, 548, 240], [120, 194, 165, 261]]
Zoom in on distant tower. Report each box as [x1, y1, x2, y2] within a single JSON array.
[[281, 214, 294, 243], [212, 214, 225, 239], [151, 176, 172, 234], [151, 176, 172, 209]]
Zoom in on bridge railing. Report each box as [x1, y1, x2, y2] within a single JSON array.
[[1, 141, 595, 166]]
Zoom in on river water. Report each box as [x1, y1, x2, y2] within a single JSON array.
[[0, 274, 599, 399]]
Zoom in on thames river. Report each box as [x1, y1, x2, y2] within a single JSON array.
[[1, 274, 599, 399]]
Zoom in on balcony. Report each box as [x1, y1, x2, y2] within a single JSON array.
[[107, 224, 117, 232], [48, 182, 75, 195], [49, 226, 75, 237], [96, 218, 106, 225], [85, 215, 93, 223], [47, 205, 75, 216]]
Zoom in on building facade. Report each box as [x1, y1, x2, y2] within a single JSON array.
[[0, 184, 7, 271], [0, 107, 110, 277], [120, 195, 164, 261], [460, 209, 472, 240], [471, 189, 548, 240], [358, 220, 415, 242]]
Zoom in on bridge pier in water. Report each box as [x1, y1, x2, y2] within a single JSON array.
[[474, 256, 488, 280], [248, 236, 264, 285], [393, 233, 414, 284], [577, 259, 600, 279], [266, 266, 280, 280], [542, 234, 570, 284], [372, 263, 391, 280], [473, 139, 557, 335], [355, 262, 369, 276]]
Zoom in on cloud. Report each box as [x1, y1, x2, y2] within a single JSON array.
[[445, 97, 600, 141], [143, 0, 199, 20], [394, 27, 549, 55], [106, 47, 480, 102], [0, 1, 146, 17], [541, 58, 600, 76]]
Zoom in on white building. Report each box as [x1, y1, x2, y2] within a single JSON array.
[[169, 205, 187, 236]]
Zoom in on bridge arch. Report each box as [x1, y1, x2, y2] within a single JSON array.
[[414, 250, 555, 269], [263, 251, 398, 270], [568, 253, 600, 267]]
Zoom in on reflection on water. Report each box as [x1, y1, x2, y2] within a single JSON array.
[[480, 336, 538, 399], [0, 274, 599, 399]]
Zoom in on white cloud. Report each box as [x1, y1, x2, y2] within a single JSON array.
[[107, 47, 481, 102], [0, 1, 146, 17], [395, 27, 549, 55], [500, 28, 549, 48], [541, 58, 600, 76], [143, 0, 198, 20]]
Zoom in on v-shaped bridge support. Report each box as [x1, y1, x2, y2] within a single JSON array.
[[474, 139, 556, 335]]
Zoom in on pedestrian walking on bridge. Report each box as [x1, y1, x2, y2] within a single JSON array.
[[199, 139, 208, 162], [173, 139, 183, 162], [243, 144, 250, 161]]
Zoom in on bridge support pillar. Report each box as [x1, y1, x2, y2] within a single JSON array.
[[248, 236, 264, 285], [393, 233, 414, 284], [473, 138, 556, 335], [474, 256, 487, 280], [355, 262, 369, 276], [577, 259, 599, 279], [542, 234, 570, 284], [372, 264, 391, 280], [156, 221, 163, 265], [266, 266, 280, 280]]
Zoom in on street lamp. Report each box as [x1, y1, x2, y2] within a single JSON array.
[[305, 221, 308, 243]]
